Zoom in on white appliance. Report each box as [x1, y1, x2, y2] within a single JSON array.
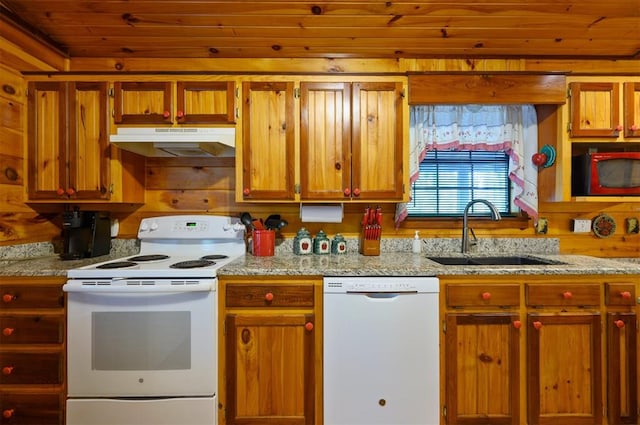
[[64, 215, 246, 425], [323, 276, 440, 425], [110, 127, 236, 157]]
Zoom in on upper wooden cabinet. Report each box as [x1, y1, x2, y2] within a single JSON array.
[[27, 81, 110, 201], [113, 81, 236, 125], [26, 80, 145, 204], [240, 81, 296, 201], [239, 78, 407, 202], [300, 81, 404, 201], [569, 80, 640, 139]]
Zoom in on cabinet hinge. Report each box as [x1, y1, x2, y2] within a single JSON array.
[[567, 122, 572, 132], [110, 183, 114, 194], [442, 405, 447, 418], [294, 183, 301, 194], [108, 87, 114, 97], [294, 87, 300, 98], [235, 107, 239, 120], [402, 183, 406, 194], [401, 88, 406, 98], [442, 320, 447, 333], [567, 87, 572, 99], [235, 87, 239, 98]]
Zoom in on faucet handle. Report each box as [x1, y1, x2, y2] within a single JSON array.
[[468, 227, 478, 246]]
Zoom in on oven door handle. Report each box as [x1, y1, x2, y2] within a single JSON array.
[[63, 279, 216, 293]]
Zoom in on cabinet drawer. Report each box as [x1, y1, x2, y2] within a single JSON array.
[[0, 393, 61, 425], [526, 283, 600, 307], [0, 286, 64, 310], [226, 284, 314, 308], [0, 352, 62, 385], [0, 316, 63, 344], [446, 284, 520, 307], [605, 282, 636, 306]]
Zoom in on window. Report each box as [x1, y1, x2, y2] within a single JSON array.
[[407, 150, 512, 217]]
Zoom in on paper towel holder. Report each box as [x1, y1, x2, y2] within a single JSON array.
[[299, 203, 344, 223]]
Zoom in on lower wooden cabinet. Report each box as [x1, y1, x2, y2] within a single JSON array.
[[442, 275, 640, 425], [219, 277, 321, 425], [0, 277, 66, 425]]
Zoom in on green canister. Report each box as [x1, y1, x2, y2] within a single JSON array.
[[293, 228, 313, 255], [313, 230, 331, 255], [331, 234, 347, 254]]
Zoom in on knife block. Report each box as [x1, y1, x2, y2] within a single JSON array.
[[359, 235, 380, 256]]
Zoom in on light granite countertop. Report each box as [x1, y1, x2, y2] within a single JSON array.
[[0, 252, 638, 278], [0, 238, 637, 278]]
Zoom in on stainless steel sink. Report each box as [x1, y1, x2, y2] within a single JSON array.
[[427, 255, 565, 266]]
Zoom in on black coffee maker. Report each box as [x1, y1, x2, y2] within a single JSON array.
[[61, 210, 111, 260]]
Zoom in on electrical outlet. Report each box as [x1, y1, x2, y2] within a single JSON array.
[[536, 218, 548, 234], [572, 219, 592, 233]]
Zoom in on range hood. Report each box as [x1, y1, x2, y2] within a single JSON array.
[[110, 127, 236, 157]]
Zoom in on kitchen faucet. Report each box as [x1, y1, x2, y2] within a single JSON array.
[[461, 199, 502, 253]]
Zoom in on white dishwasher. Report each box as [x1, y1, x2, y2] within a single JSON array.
[[323, 276, 440, 425]]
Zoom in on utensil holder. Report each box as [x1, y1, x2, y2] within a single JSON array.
[[359, 235, 380, 256], [252, 229, 275, 256]]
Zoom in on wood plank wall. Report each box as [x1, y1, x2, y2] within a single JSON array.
[[1, 39, 639, 257]]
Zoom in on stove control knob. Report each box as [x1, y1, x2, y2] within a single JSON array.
[[139, 221, 149, 232], [150, 222, 159, 231]]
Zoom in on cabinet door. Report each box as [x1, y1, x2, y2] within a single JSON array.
[[241, 82, 295, 200], [527, 314, 602, 425], [113, 82, 172, 124], [569, 82, 621, 137], [27, 82, 67, 199], [445, 313, 520, 425], [176, 81, 235, 124], [225, 313, 315, 425], [300, 82, 351, 200], [624, 82, 640, 138], [68, 82, 110, 200], [0, 393, 62, 425], [607, 313, 637, 425], [352, 82, 404, 200]]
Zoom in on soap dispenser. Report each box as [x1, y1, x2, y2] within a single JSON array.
[[412, 231, 421, 253]]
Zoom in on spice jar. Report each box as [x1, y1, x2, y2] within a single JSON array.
[[313, 230, 330, 255], [293, 228, 313, 255]]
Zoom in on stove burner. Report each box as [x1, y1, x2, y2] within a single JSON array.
[[170, 260, 216, 269], [96, 261, 138, 269], [128, 254, 170, 262], [200, 254, 229, 260]]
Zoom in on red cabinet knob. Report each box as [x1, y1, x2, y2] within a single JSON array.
[[243, 188, 250, 196], [562, 291, 572, 299], [533, 321, 543, 330], [2, 328, 14, 336], [56, 187, 65, 196], [481, 292, 491, 300], [3, 409, 14, 419], [264, 292, 274, 302], [66, 187, 75, 196], [2, 366, 14, 375], [620, 291, 631, 299], [176, 110, 185, 119], [352, 188, 361, 197], [512, 320, 522, 329], [163, 110, 171, 119], [2, 294, 14, 303], [305, 322, 314, 331], [614, 320, 625, 329], [630, 124, 639, 131], [615, 124, 623, 132], [343, 188, 351, 196]]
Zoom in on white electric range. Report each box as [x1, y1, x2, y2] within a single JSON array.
[[64, 215, 246, 425]]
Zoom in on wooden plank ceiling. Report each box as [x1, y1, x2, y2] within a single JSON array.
[[1, 0, 639, 59]]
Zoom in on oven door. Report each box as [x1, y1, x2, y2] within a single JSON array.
[[65, 280, 216, 397]]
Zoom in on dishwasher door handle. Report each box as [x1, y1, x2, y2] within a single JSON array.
[[346, 291, 418, 299]]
